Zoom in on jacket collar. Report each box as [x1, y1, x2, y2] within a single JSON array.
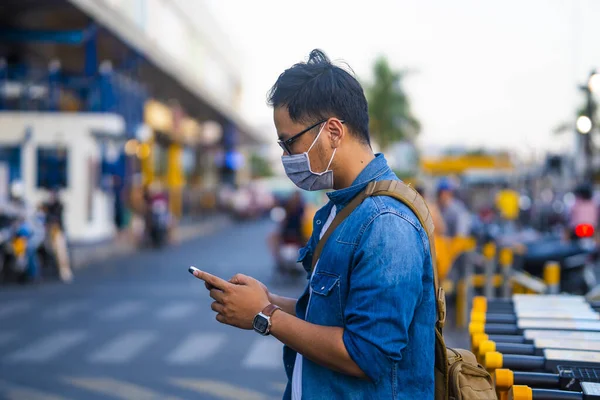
[[326, 153, 391, 207]]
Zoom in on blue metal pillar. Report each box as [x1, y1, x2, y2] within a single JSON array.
[[47, 60, 61, 111], [84, 24, 97, 78], [99, 62, 115, 112], [221, 121, 239, 187], [0, 59, 6, 110]]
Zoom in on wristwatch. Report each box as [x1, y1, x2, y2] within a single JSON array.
[[253, 304, 281, 336]]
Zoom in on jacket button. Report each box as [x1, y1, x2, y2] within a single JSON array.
[[321, 286, 325, 290], [316, 220, 321, 225]]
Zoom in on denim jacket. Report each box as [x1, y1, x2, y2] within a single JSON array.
[[282, 154, 435, 400]]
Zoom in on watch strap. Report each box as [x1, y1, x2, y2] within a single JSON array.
[[261, 304, 281, 317]]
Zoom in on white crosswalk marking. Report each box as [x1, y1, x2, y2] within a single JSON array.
[[89, 331, 157, 363], [0, 332, 16, 346], [65, 377, 183, 400], [156, 302, 196, 320], [242, 336, 283, 369], [99, 300, 143, 320], [44, 303, 88, 319], [6, 331, 86, 362], [166, 333, 225, 364], [170, 379, 275, 400], [0, 379, 71, 400], [0, 301, 31, 319]]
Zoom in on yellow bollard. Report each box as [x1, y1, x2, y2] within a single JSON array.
[[483, 242, 497, 260], [470, 310, 486, 324], [494, 369, 514, 400], [485, 351, 503, 373], [469, 321, 485, 336], [543, 261, 560, 294], [478, 340, 496, 364], [471, 333, 489, 354], [456, 279, 466, 328], [483, 243, 497, 299], [499, 248, 514, 298], [472, 296, 487, 313], [508, 385, 533, 400]]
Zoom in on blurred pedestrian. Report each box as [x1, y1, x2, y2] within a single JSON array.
[[415, 184, 446, 236], [43, 188, 73, 283], [567, 182, 598, 240], [437, 178, 472, 237]]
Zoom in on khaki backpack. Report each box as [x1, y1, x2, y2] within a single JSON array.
[[311, 180, 497, 400]]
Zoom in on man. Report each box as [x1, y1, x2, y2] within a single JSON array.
[[437, 178, 472, 238], [415, 184, 446, 236], [43, 188, 73, 283], [269, 191, 307, 269], [192, 49, 435, 399], [567, 182, 598, 239]]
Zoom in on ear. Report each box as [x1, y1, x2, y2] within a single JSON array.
[[325, 118, 345, 149]]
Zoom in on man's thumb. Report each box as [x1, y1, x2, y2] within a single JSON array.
[[230, 273, 250, 285]]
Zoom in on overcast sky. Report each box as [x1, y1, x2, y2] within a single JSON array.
[[205, 0, 600, 158]]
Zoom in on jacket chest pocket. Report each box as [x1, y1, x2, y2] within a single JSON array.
[[308, 271, 343, 323]]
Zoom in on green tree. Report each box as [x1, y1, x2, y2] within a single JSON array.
[[365, 56, 421, 150], [249, 152, 273, 178]]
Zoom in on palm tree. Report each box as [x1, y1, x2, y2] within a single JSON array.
[[365, 56, 421, 150]]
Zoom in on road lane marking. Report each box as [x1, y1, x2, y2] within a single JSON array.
[[5, 330, 86, 362], [0, 379, 71, 400], [65, 377, 183, 400], [156, 302, 196, 320], [166, 333, 225, 364], [43, 303, 89, 319], [242, 336, 283, 369], [89, 331, 157, 363], [270, 382, 288, 393], [98, 300, 144, 320], [170, 379, 276, 400], [0, 332, 16, 346], [0, 301, 31, 319]]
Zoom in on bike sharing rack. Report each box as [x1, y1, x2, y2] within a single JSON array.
[[468, 295, 600, 400], [453, 235, 600, 398], [453, 237, 564, 329]]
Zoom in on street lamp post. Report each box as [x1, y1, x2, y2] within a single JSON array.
[[578, 70, 600, 182]]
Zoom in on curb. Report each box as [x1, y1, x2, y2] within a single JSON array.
[[71, 215, 233, 269]]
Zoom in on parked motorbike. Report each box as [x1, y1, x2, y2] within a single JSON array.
[[520, 223, 598, 295], [276, 235, 305, 276], [0, 216, 15, 283], [270, 205, 306, 277], [2, 223, 31, 283]]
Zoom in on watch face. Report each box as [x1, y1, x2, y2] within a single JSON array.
[[253, 314, 269, 333]]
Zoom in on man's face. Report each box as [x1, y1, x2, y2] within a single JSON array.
[[274, 107, 329, 172]]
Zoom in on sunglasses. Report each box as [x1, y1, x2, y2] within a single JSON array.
[[277, 119, 345, 154]]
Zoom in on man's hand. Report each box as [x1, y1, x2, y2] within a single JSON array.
[[193, 269, 270, 330], [203, 274, 271, 302]]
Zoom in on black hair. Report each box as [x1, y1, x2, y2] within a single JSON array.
[[267, 49, 370, 146], [575, 183, 593, 201]]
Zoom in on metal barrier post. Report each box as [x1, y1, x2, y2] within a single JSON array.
[[499, 248, 513, 298], [543, 261, 560, 294], [483, 243, 497, 299], [459, 238, 477, 328]]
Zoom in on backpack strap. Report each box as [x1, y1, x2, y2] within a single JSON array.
[[310, 187, 372, 272], [367, 180, 446, 330], [310, 179, 446, 330]]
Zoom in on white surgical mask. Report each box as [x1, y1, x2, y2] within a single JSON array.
[[281, 123, 337, 191]]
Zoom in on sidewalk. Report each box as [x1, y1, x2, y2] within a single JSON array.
[[70, 214, 233, 269]]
